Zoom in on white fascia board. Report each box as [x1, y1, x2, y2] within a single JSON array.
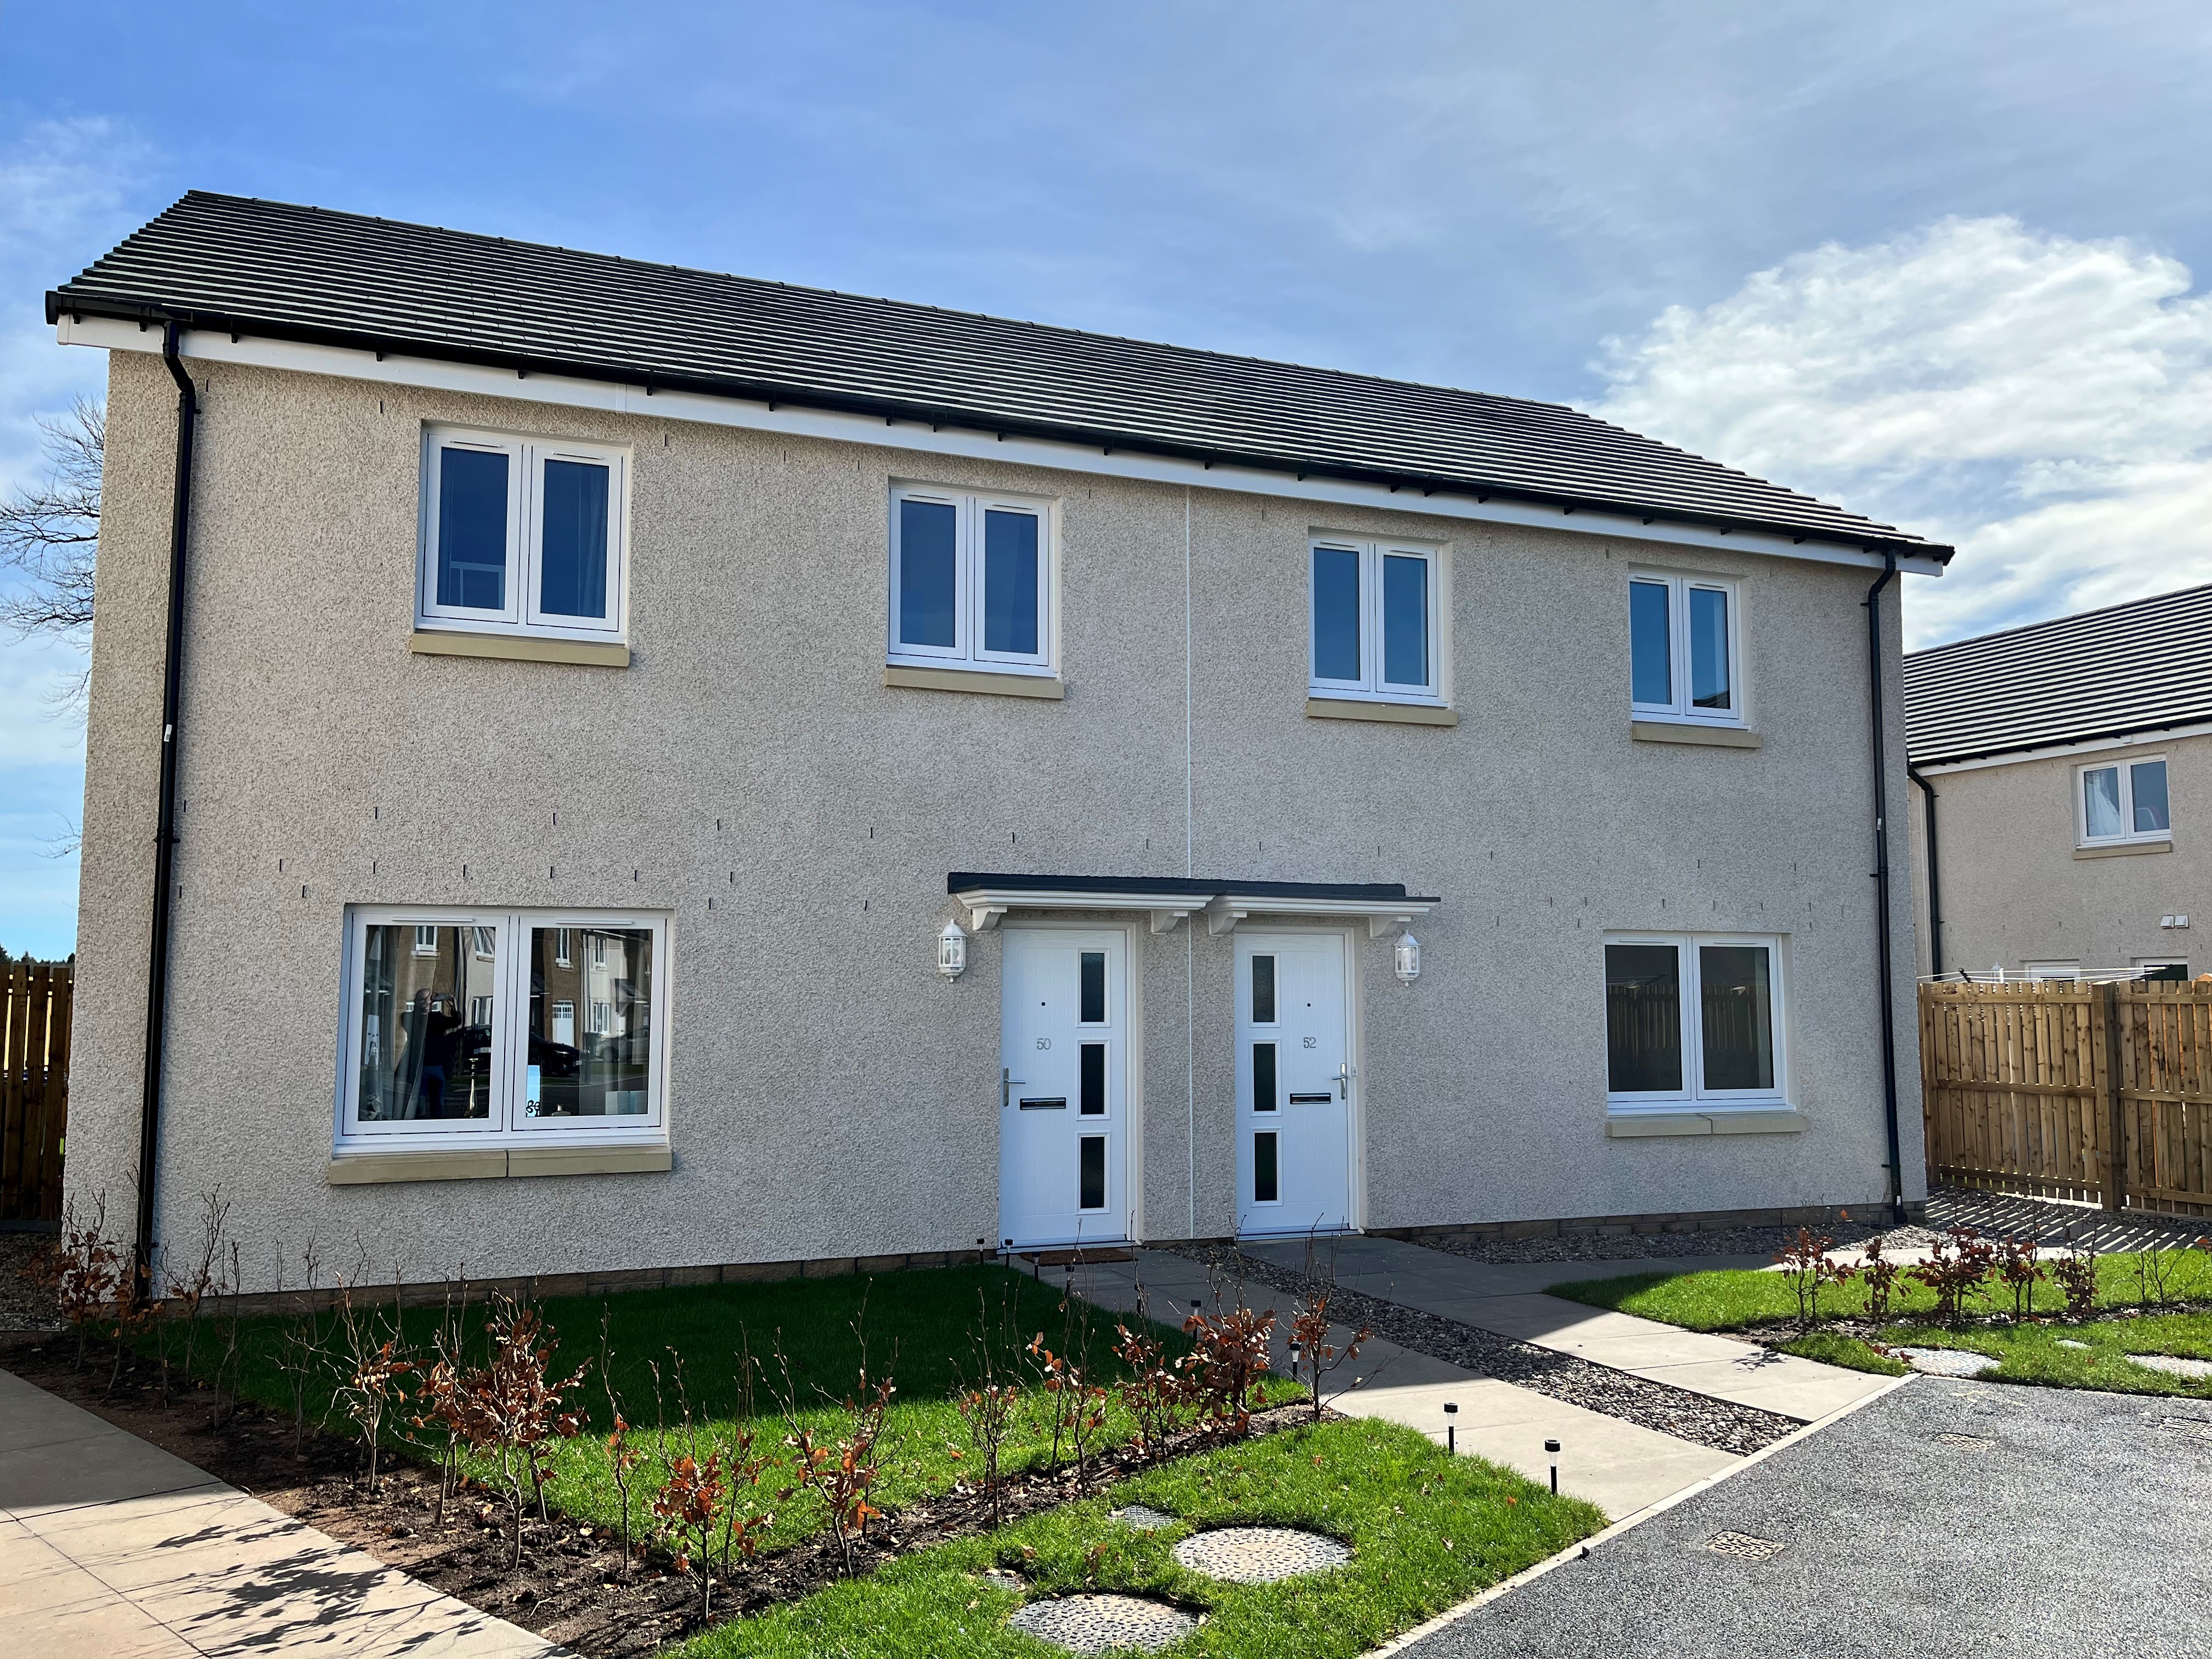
[[1218, 893, 1435, 921], [61, 315, 1946, 577], [1915, 718, 2212, 776]]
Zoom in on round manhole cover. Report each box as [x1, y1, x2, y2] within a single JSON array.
[[1172, 1526, 1352, 1583], [1007, 1594, 1197, 1655]]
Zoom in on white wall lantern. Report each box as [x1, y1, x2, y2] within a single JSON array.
[[938, 918, 968, 979], [1394, 930, 1421, 985]]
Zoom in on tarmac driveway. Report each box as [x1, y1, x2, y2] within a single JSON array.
[[1402, 1374, 2212, 1659]]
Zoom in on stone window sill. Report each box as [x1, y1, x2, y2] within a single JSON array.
[[1306, 697, 1458, 727], [2073, 839, 2172, 860], [326, 1145, 672, 1184], [1631, 721, 1762, 749], [883, 664, 1064, 699], [1605, 1109, 1806, 1138], [412, 630, 630, 668]]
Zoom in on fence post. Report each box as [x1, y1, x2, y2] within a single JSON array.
[[2098, 980, 2126, 1214]]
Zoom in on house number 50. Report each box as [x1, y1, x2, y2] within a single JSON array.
[[1037, 1037, 1051, 1049]]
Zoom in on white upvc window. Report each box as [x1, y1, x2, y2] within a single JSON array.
[[2078, 755, 2170, 846], [1629, 572, 1743, 725], [418, 427, 629, 642], [1604, 932, 1787, 1110], [2022, 961, 2081, 982], [338, 906, 669, 1149], [1308, 537, 1443, 703], [888, 484, 1054, 676]]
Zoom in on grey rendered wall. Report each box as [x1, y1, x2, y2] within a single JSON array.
[[68, 348, 1924, 1289], [1910, 737, 2208, 978]]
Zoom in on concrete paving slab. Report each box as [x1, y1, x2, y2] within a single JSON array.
[[0, 1369, 562, 1658]]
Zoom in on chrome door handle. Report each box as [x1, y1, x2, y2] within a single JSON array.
[[1002, 1068, 1029, 1110], [1333, 1063, 1354, 1099]]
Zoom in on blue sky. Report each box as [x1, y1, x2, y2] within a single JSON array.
[[5, 1, 2212, 957]]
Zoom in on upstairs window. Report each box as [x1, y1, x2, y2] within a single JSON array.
[[1309, 537, 1442, 703], [419, 428, 628, 641], [889, 485, 1054, 675], [2079, 757, 2170, 846], [1630, 573, 1741, 724]]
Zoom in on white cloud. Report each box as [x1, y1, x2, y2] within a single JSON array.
[[1593, 216, 2212, 647]]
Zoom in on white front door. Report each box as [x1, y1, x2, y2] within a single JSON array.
[[1235, 931, 1354, 1237], [999, 928, 1130, 1248]]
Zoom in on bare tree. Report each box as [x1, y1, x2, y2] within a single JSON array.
[[0, 398, 100, 640]]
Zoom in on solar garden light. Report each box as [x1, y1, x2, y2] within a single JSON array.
[[1545, 1438, 1561, 1494], [1443, 1401, 1457, 1455]]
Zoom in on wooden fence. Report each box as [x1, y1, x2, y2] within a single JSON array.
[[1, 961, 71, 1225], [1921, 978, 2212, 1217]]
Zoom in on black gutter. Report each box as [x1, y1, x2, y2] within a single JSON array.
[[134, 320, 195, 1294], [1864, 552, 1907, 1223], [47, 292, 1953, 566], [1908, 767, 1943, 980]]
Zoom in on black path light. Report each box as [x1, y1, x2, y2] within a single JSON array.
[[1443, 1401, 1458, 1456], [1545, 1438, 1561, 1494]]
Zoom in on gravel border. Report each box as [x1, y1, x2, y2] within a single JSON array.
[[0, 1231, 60, 1331], [1164, 1244, 1802, 1457], [1419, 1217, 1940, 1267]]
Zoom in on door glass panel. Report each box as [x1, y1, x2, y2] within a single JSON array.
[[437, 447, 509, 611], [539, 459, 611, 620], [1079, 1135, 1107, 1210], [1312, 546, 1361, 680], [1606, 943, 1682, 1093], [357, 924, 494, 1122], [1080, 1042, 1106, 1115], [1252, 955, 1277, 1024], [1382, 553, 1429, 687], [983, 509, 1040, 655], [1689, 587, 1730, 709], [528, 926, 653, 1119], [2083, 767, 2123, 839], [896, 498, 957, 647], [1629, 580, 1672, 705], [1080, 951, 1107, 1024], [1252, 1041, 1277, 1112], [1254, 1131, 1279, 1204], [2131, 760, 2170, 833], [1699, 945, 1774, 1091]]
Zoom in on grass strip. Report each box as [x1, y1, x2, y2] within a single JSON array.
[[672, 1418, 1603, 1658]]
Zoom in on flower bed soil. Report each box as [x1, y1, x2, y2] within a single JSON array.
[[0, 1330, 1322, 1658]]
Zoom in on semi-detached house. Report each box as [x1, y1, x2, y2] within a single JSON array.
[[49, 193, 1946, 1291]]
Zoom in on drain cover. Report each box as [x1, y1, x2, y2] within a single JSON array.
[[1008, 1594, 1197, 1655], [1173, 1526, 1353, 1583], [1703, 1531, 1786, 1562], [1112, 1504, 1179, 1532], [1934, 1432, 1993, 1450]]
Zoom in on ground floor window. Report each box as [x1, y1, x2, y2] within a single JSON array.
[[342, 906, 668, 1147], [1604, 932, 1786, 1110]]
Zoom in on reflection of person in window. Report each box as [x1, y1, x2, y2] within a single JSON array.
[[395, 990, 459, 1117]]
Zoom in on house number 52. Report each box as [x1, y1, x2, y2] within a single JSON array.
[[1303, 1037, 1317, 1048]]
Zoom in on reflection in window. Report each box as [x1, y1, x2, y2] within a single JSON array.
[[1080, 951, 1107, 1024], [1312, 546, 1362, 682], [1079, 1135, 1107, 1210], [356, 924, 495, 1122], [896, 497, 958, 649], [1699, 944, 1774, 1091], [1383, 552, 1429, 687], [984, 509, 1040, 655], [1629, 580, 1672, 706], [2084, 767, 2124, 839], [1689, 587, 1731, 710], [527, 927, 654, 1118], [539, 459, 611, 620], [436, 447, 509, 611], [2133, 760, 2170, 834], [1252, 1042, 1277, 1112], [1252, 955, 1277, 1025], [1605, 943, 1683, 1093], [1080, 1043, 1106, 1115], [1254, 1131, 1279, 1204]]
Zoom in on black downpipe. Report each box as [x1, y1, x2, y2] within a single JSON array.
[[1909, 766, 1943, 981], [135, 321, 196, 1291], [1864, 552, 1907, 1223]]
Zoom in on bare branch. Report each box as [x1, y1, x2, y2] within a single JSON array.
[[0, 398, 101, 639]]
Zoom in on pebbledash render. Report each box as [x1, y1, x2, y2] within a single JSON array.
[[53, 193, 1946, 1293]]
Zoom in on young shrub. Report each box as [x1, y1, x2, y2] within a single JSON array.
[[1994, 1233, 2045, 1324], [771, 1325, 896, 1582], [1773, 1226, 1837, 1330], [273, 1241, 331, 1459], [455, 1296, 591, 1566], [1110, 1321, 1190, 1452], [207, 1240, 247, 1428], [331, 1278, 415, 1496], [956, 1289, 1028, 1523], [599, 1310, 643, 1579], [1286, 1288, 1372, 1423], [163, 1190, 232, 1393], [2049, 1243, 2099, 1321], [1857, 1232, 1904, 1325], [32, 1192, 126, 1372], [1181, 1295, 1276, 1437], [1912, 1226, 1996, 1328]]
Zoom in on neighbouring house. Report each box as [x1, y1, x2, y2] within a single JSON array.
[[50, 192, 1944, 1291], [1905, 583, 2211, 985]]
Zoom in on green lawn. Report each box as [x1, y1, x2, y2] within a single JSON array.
[[151, 1264, 1296, 1550], [1549, 1246, 2212, 1398], [672, 1418, 1604, 1659], [1549, 1246, 2212, 1332]]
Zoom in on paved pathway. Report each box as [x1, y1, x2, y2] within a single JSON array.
[[1070, 1250, 1741, 1520], [1396, 1375, 2212, 1659], [1240, 1235, 1894, 1422], [0, 1366, 558, 1658]]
